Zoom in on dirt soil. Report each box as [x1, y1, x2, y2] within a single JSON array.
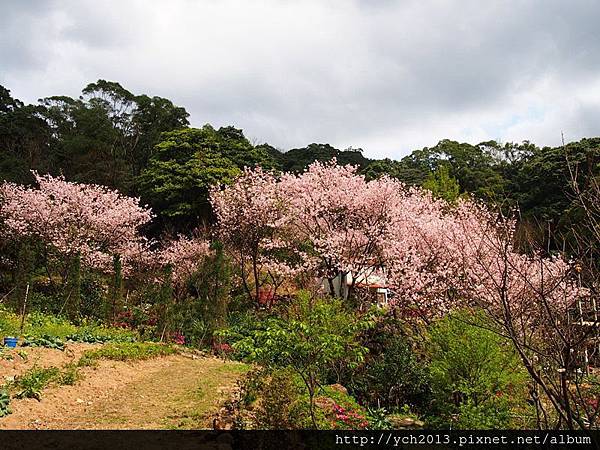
[[0, 343, 100, 381], [0, 352, 248, 429]]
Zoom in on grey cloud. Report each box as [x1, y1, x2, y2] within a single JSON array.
[[1, 0, 599, 158]]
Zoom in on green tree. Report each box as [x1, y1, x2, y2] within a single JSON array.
[[0, 85, 51, 183], [231, 293, 377, 427], [32, 80, 189, 192], [12, 239, 35, 312], [427, 311, 529, 429], [402, 140, 508, 198], [189, 241, 231, 345], [360, 158, 405, 181], [137, 126, 276, 230], [107, 254, 124, 323], [422, 165, 461, 202], [281, 143, 371, 173], [130, 94, 189, 176], [64, 254, 82, 321]]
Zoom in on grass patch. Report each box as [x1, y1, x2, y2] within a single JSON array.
[[164, 362, 251, 429], [4, 343, 177, 403], [58, 364, 82, 385], [77, 342, 178, 367]]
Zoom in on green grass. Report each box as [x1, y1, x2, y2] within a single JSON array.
[[58, 364, 82, 385], [77, 342, 178, 367], [163, 362, 251, 429], [0, 389, 11, 417]]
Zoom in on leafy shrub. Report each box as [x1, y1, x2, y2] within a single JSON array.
[[14, 366, 60, 400], [243, 367, 368, 430], [223, 292, 377, 428], [217, 309, 264, 360], [329, 401, 369, 429], [426, 310, 530, 429], [257, 367, 307, 429], [366, 407, 392, 430], [26, 291, 63, 315], [22, 334, 65, 350], [186, 240, 231, 346], [0, 389, 11, 417], [58, 365, 81, 385]]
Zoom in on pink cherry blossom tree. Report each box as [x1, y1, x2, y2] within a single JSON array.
[[0, 172, 153, 316], [212, 160, 580, 318], [211, 159, 590, 427], [157, 234, 211, 298], [438, 203, 592, 429], [210, 167, 309, 305], [278, 161, 399, 301], [0, 172, 153, 269]]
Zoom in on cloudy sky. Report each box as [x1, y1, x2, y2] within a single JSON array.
[[1, 0, 599, 159]]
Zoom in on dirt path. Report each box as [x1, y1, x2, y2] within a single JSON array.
[[0, 354, 248, 429]]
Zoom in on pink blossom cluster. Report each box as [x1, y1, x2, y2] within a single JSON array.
[[0, 172, 153, 272], [156, 235, 211, 287], [210, 167, 315, 292], [211, 160, 581, 317]]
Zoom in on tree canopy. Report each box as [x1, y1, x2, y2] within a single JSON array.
[[1, 79, 600, 246]]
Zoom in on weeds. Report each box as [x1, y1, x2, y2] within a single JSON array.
[[16, 349, 28, 361], [14, 367, 60, 400], [58, 365, 81, 385]]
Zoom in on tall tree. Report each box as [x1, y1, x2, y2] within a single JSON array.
[[138, 126, 276, 231], [0, 86, 51, 183]]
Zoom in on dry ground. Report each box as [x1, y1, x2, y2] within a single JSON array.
[[0, 347, 248, 429]]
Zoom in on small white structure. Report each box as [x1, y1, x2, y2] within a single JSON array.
[[322, 268, 389, 305]]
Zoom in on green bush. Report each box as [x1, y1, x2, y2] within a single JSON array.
[[218, 309, 265, 360], [366, 407, 392, 430], [346, 326, 431, 412], [79, 274, 107, 320], [243, 367, 368, 430], [223, 292, 377, 428], [426, 310, 530, 429], [77, 342, 177, 366], [58, 365, 81, 385], [256, 367, 308, 429]]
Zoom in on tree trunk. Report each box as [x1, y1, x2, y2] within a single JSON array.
[[108, 254, 123, 323]]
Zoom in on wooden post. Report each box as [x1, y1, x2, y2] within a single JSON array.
[[19, 283, 30, 336]]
